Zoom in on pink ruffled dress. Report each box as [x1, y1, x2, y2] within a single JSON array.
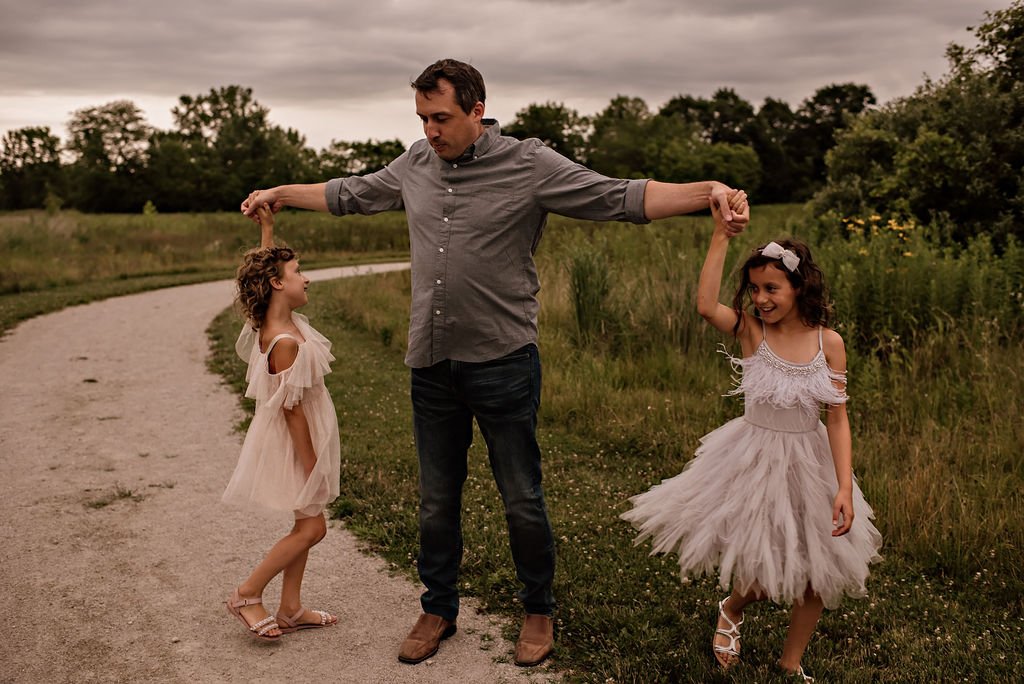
[[621, 328, 882, 608], [222, 313, 340, 518]]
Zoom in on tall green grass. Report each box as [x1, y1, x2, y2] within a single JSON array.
[[0, 209, 411, 336], [536, 212, 1024, 588], [0, 209, 410, 295], [208, 206, 1023, 681]]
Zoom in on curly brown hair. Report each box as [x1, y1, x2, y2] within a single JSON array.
[[235, 246, 297, 327], [731, 238, 833, 335]]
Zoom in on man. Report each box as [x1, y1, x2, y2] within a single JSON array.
[[243, 58, 749, 667]]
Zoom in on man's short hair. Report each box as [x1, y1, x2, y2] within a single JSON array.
[[411, 59, 486, 114]]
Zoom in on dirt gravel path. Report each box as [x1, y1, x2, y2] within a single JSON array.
[[0, 264, 554, 683]]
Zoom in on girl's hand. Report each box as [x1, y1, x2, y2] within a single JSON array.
[[710, 194, 748, 239], [728, 188, 748, 212], [256, 203, 274, 228], [710, 186, 749, 236], [255, 200, 275, 249], [831, 490, 854, 536]]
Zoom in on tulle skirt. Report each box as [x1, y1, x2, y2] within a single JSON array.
[[621, 415, 882, 609]]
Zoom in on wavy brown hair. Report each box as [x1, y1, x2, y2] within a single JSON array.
[[235, 246, 297, 328], [731, 238, 832, 335]]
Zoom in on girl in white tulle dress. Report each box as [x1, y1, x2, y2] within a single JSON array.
[[621, 203, 881, 681], [221, 201, 340, 641]]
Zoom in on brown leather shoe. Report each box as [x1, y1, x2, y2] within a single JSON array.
[[514, 614, 554, 667], [397, 612, 456, 664]]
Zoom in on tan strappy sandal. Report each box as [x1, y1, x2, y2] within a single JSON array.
[[275, 607, 337, 634], [226, 590, 281, 641]]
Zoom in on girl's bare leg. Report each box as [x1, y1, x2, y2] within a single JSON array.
[[278, 515, 330, 624], [714, 582, 766, 666], [234, 516, 325, 629], [779, 584, 824, 672]]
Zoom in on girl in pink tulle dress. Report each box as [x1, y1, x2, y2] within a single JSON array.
[[621, 202, 881, 681], [222, 201, 340, 641]]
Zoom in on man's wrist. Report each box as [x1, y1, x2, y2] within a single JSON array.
[[707, 181, 727, 206]]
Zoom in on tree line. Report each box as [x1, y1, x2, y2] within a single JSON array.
[[2, 0, 1020, 245], [0, 82, 873, 213]]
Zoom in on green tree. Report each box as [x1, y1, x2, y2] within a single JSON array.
[[659, 94, 713, 140], [587, 95, 760, 189], [66, 100, 151, 212], [586, 96, 653, 179], [261, 126, 320, 187], [788, 83, 876, 198], [171, 85, 269, 209], [814, 1, 1024, 244], [142, 131, 202, 212], [0, 126, 64, 209], [168, 85, 318, 210], [660, 89, 757, 146], [749, 98, 799, 203], [503, 102, 590, 164], [653, 127, 762, 190], [660, 89, 765, 195], [318, 138, 406, 178]]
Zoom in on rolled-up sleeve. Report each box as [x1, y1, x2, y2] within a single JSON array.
[[532, 145, 649, 224], [325, 152, 407, 216]]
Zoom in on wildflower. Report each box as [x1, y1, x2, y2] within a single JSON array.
[[903, 251, 914, 257]]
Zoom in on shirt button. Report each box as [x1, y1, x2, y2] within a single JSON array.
[[436, 279, 442, 285], [439, 247, 444, 253], [435, 310, 441, 315], [447, 188, 453, 193], [452, 163, 458, 168], [443, 217, 449, 222]]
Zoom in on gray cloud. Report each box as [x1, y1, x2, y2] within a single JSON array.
[[0, 0, 996, 148]]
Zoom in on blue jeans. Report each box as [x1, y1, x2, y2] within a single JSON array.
[[411, 344, 556, 621]]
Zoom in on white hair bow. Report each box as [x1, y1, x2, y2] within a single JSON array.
[[760, 241, 800, 272]]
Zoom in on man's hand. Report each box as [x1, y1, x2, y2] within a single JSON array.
[[710, 194, 749, 239], [241, 189, 284, 222], [710, 184, 749, 236]]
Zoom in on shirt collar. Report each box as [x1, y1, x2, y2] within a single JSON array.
[[454, 119, 500, 163]]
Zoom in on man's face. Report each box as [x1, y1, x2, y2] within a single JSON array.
[[415, 78, 484, 162]]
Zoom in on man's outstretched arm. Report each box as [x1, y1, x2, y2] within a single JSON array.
[[241, 183, 329, 218], [643, 180, 748, 234]]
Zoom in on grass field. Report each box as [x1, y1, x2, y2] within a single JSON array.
[[204, 208, 1023, 682], [0, 208, 409, 335], [6, 206, 1020, 681]]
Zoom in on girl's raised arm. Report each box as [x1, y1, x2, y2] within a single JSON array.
[[696, 201, 749, 337], [257, 204, 274, 249]]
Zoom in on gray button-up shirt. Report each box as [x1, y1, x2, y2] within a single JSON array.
[[325, 120, 650, 368]]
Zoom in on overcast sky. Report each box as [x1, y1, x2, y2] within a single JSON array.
[[0, 0, 1002, 151]]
